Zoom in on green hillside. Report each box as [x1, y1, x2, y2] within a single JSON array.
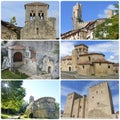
[[94, 14, 119, 39]]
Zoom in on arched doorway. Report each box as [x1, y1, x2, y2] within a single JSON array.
[[69, 67, 71, 71], [13, 52, 22, 62], [29, 113, 33, 118], [48, 66, 51, 73]]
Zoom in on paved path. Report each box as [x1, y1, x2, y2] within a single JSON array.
[[61, 71, 119, 79]]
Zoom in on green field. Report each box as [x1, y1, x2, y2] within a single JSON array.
[[1, 69, 29, 79]]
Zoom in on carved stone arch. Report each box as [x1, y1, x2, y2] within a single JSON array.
[[13, 52, 22, 62]]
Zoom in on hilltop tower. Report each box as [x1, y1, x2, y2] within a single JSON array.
[[72, 3, 82, 30], [106, 9, 113, 18]]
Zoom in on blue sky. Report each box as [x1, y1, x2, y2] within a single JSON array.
[[61, 1, 119, 33], [61, 41, 119, 63], [22, 80, 60, 103], [61, 80, 119, 112], [1, 1, 59, 37]]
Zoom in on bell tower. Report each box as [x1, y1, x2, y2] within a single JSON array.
[[72, 3, 82, 30], [24, 2, 49, 24]]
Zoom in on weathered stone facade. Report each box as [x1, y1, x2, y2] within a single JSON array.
[[2, 41, 59, 79], [21, 2, 56, 39], [26, 96, 58, 118], [61, 44, 118, 77], [63, 82, 117, 119], [61, 3, 113, 40], [1, 20, 20, 39]]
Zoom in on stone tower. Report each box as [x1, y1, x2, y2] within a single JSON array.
[[106, 9, 113, 18], [74, 44, 88, 55], [72, 3, 82, 30], [63, 92, 81, 117], [25, 2, 49, 24], [29, 96, 34, 103], [87, 82, 114, 118], [72, 44, 88, 71], [63, 82, 115, 118], [21, 2, 56, 39]]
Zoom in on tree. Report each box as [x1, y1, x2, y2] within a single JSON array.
[[1, 81, 26, 114], [10, 16, 17, 25], [113, 4, 119, 15]]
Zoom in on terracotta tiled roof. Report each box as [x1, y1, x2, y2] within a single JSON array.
[[1, 20, 20, 33], [9, 44, 25, 50], [62, 55, 72, 60], [77, 59, 113, 65], [79, 53, 105, 57], [93, 59, 113, 64], [61, 28, 87, 39], [74, 44, 88, 48], [25, 2, 49, 9]]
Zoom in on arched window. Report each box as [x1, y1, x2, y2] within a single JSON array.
[[38, 11, 44, 20], [30, 11, 35, 20], [69, 67, 71, 71], [48, 66, 51, 73], [36, 28, 39, 35], [88, 56, 91, 62], [13, 52, 22, 62]]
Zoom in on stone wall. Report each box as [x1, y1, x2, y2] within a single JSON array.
[[94, 63, 113, 76], [21, 18, 56, 39], [63, 82, 115, 119], [77, 64, 91, 76]]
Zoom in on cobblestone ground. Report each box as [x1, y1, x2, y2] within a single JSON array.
[[61, 71, 119, 79]]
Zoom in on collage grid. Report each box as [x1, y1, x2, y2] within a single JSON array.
[[0, 0, 119, 119]]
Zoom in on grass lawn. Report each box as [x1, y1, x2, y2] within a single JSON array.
[[1, 69, 29, 79]]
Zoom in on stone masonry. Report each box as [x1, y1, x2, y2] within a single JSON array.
[[63, 82, 117, 119], [61, 44, 118, 77], [21, 2, 56, 39]]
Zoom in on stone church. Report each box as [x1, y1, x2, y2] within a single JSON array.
[[25, 96, 59, 118], [1, 41, 59, 79], [61, 3, 113, 40], [1, 2, 56, 40], [63, 82, 118, 118], [61, 44, 118, 77]]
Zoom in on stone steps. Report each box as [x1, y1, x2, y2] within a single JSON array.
[[18, 61, 36, 76]]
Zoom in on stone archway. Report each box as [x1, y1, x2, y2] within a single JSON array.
[[13, 52, 22, 62], [69, 67, 71, 71], [29, 113, 33, 118], [48, 66, 51, 73]]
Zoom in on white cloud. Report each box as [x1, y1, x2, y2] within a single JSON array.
[[89, 41, 119, 63], [98, 4, 117, 18], [61, 42, 75, 57], [61, 81, 100, 97]]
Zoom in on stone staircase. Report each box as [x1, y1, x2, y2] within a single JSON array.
[[18, 60, 36, 76]]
